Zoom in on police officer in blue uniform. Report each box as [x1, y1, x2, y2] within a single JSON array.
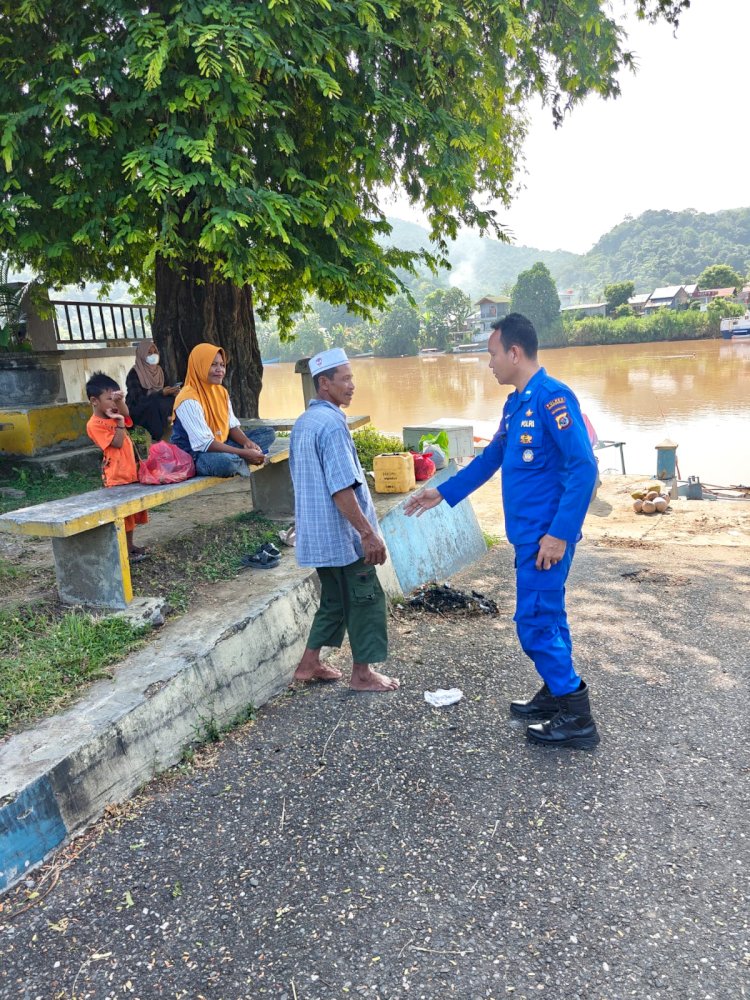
[[404, 313, 600, 749]]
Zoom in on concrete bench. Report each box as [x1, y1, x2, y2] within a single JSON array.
[[0, 445, 290, 610]]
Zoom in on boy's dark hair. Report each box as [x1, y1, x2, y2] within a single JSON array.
[[86, 371, 120, 399], [491, 312, 538, 359], [313, 367, 339, 392]]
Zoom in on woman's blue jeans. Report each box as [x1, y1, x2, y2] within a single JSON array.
[[195, 426, 276, 478]]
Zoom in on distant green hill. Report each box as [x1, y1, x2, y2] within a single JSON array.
[[386, 207, 750, 299]]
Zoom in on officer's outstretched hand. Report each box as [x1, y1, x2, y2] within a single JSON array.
[[536, 534, 567, 570], [403, 487, 444, 518]]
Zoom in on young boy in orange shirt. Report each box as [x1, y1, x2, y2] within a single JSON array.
[[85, 372, 149, 562]]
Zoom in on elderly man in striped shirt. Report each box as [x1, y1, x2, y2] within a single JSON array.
[[289, 348, 399, 693]]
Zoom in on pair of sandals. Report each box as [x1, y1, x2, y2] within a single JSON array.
[[241, 541, 282, 569]]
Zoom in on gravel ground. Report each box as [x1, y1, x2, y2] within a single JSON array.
[[1, 536, 749, 1000]]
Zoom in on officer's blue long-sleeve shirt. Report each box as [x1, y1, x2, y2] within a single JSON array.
[[438, 368, 598, 545]]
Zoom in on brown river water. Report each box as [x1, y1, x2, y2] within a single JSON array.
[[259, 338, 750, 486]]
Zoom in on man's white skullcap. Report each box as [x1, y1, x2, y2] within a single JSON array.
[[310, 347, 349, 375]]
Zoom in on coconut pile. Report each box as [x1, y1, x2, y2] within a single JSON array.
[[631, 481, 671, 515]]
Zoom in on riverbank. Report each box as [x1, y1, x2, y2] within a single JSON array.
[[1, 477, 748, 997]]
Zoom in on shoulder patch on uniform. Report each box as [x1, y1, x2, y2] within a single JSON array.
[[555, 412, 571, 430], [545, 396, 566, 411]]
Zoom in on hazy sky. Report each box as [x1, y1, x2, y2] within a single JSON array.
[[382, 0, 749, 255]]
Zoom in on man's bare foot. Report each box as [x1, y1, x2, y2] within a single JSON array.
[[293, 649, 342, 683], [350, 664, 400, 692]]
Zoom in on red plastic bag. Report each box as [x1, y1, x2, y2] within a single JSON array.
[[138, 441, 196, 485], [412, 451, 436, 481]]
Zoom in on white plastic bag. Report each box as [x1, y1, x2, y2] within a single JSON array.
[[425, 442, 446, 470], [424, 688, 463, 707]]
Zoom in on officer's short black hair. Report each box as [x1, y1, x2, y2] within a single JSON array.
[[313, 367, 340, 392], [85, 371, 120, 399], [491, 313, 538, 360]]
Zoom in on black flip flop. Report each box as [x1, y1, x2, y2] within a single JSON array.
[[241, 550, 280, 569]]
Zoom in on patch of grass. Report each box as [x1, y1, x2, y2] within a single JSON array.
[[0, 609, 150, 738], [352, 426, 404, 471], [0, 557, 45, 602], [0, 466, 101, 515], [166, 582, 190, 615], [132, 510, 279, 603], [482, 531, 502, 549], [184, 701, 257, 761], [0, 556, 21, 580]]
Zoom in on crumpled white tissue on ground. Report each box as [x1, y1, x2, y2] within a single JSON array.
[[424, 688, 463, 708]]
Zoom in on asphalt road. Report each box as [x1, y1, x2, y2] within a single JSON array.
[[1, 537, 748, 1000]]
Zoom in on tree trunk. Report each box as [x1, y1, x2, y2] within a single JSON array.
[[151, 256, 263, 417]]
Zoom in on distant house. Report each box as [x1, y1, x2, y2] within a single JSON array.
[[628, 293, 651, 315], [474, 295, 510, 337], [739, 285, 750, 305], [643, 285, 691, 312], [560, 302, 607, 318], [691, 286, 737, 307]]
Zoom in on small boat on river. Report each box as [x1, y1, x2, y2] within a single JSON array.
[[720, 315, 750, 340], [452, 343, 483, 354]]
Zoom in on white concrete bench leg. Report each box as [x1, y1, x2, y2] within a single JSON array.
[[51, 518, 133, 609], [250, 461, 295, 518]]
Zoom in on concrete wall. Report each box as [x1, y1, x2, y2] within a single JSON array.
[[376, 465, 487, 593], [0, 565, 319, 893], [0, 402, 92, 457], [57, 345, 138, 403]]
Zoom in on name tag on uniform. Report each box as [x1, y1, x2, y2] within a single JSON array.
[[521, 419, 535, 428]]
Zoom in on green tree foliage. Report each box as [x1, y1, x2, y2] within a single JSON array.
[[706, 298, 745, 324], [603, 280, 636, 311], [563, 310, 717, 348], [0, 0, 691, 411], [569, 209, 750, 293], [696, 264, 743, 290], [422, 287, 473, 349], [374, 297, 420, 358], [510, 263, 562, 346]]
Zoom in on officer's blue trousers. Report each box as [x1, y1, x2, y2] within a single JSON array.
[[513, 542, 580, 697]]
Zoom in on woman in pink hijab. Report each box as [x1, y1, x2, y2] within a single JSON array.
[[125, 339, 181, 441]]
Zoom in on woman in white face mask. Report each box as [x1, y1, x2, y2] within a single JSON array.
[[125, 339, 182, 441]]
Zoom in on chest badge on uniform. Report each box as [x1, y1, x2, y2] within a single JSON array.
[[522, 448, 534, 462], [525, 409, 533, 417], [520, 434, 533, 444]]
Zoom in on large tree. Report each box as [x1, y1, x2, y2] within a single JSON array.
[[423, 287, 473, 348], [511, 262, 562, 345], [374, 296, 421, 358], [0, 0, 690, 413], [697, 264, 743, 290], [603, 280, 636, 311]]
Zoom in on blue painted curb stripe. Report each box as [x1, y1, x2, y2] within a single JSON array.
[[0, 776, 68, 892]]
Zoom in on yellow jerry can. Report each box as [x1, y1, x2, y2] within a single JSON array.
[[372, 452, 416, 493]]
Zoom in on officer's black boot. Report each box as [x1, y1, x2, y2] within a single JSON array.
[[509, 683, 559, 721], [526, 680, 600, 749]]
